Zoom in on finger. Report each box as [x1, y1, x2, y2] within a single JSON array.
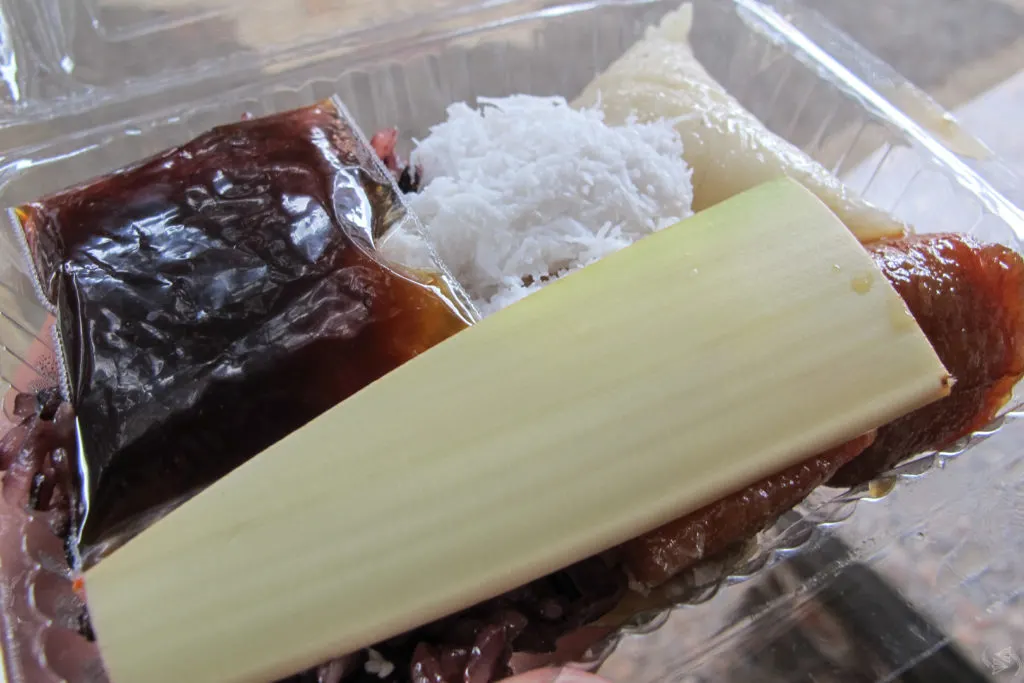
[[504, 667, 610, 683]]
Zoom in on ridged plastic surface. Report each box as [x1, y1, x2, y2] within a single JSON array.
[[1, 1, 1022, 682], [0, 0, 546, 126]]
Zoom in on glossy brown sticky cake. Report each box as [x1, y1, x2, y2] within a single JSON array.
[[621, 433, 877, 589], [15, 101, 471, 564], [829, 234, 1024, 487], [621, 233, 1024, 589]]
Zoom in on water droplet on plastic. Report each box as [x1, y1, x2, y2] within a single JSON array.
[[868, 477, 897, 498]]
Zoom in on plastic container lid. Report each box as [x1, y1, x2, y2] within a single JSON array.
[[0, 0, 552, 128], [1, 1, 1023, 682]]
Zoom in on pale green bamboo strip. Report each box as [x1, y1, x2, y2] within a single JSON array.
[[86, 179, 949, 683]]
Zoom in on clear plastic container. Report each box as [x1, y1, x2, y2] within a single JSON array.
[[1, 0, 1022, 681]]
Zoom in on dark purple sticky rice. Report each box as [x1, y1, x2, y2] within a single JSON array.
[[2, 390, 626, 683]]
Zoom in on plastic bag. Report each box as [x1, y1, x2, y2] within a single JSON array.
[[11, 98, 476, 569]]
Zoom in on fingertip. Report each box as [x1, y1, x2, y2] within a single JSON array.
[[552, 669, 609, 683], [507, 667, 609, 683]]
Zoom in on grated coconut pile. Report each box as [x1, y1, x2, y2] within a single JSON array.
[[405, 95, 694, 315]]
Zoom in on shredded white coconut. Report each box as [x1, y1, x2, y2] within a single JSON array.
[[364, 648, 395, 679], [405, 95, 694, 315]]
